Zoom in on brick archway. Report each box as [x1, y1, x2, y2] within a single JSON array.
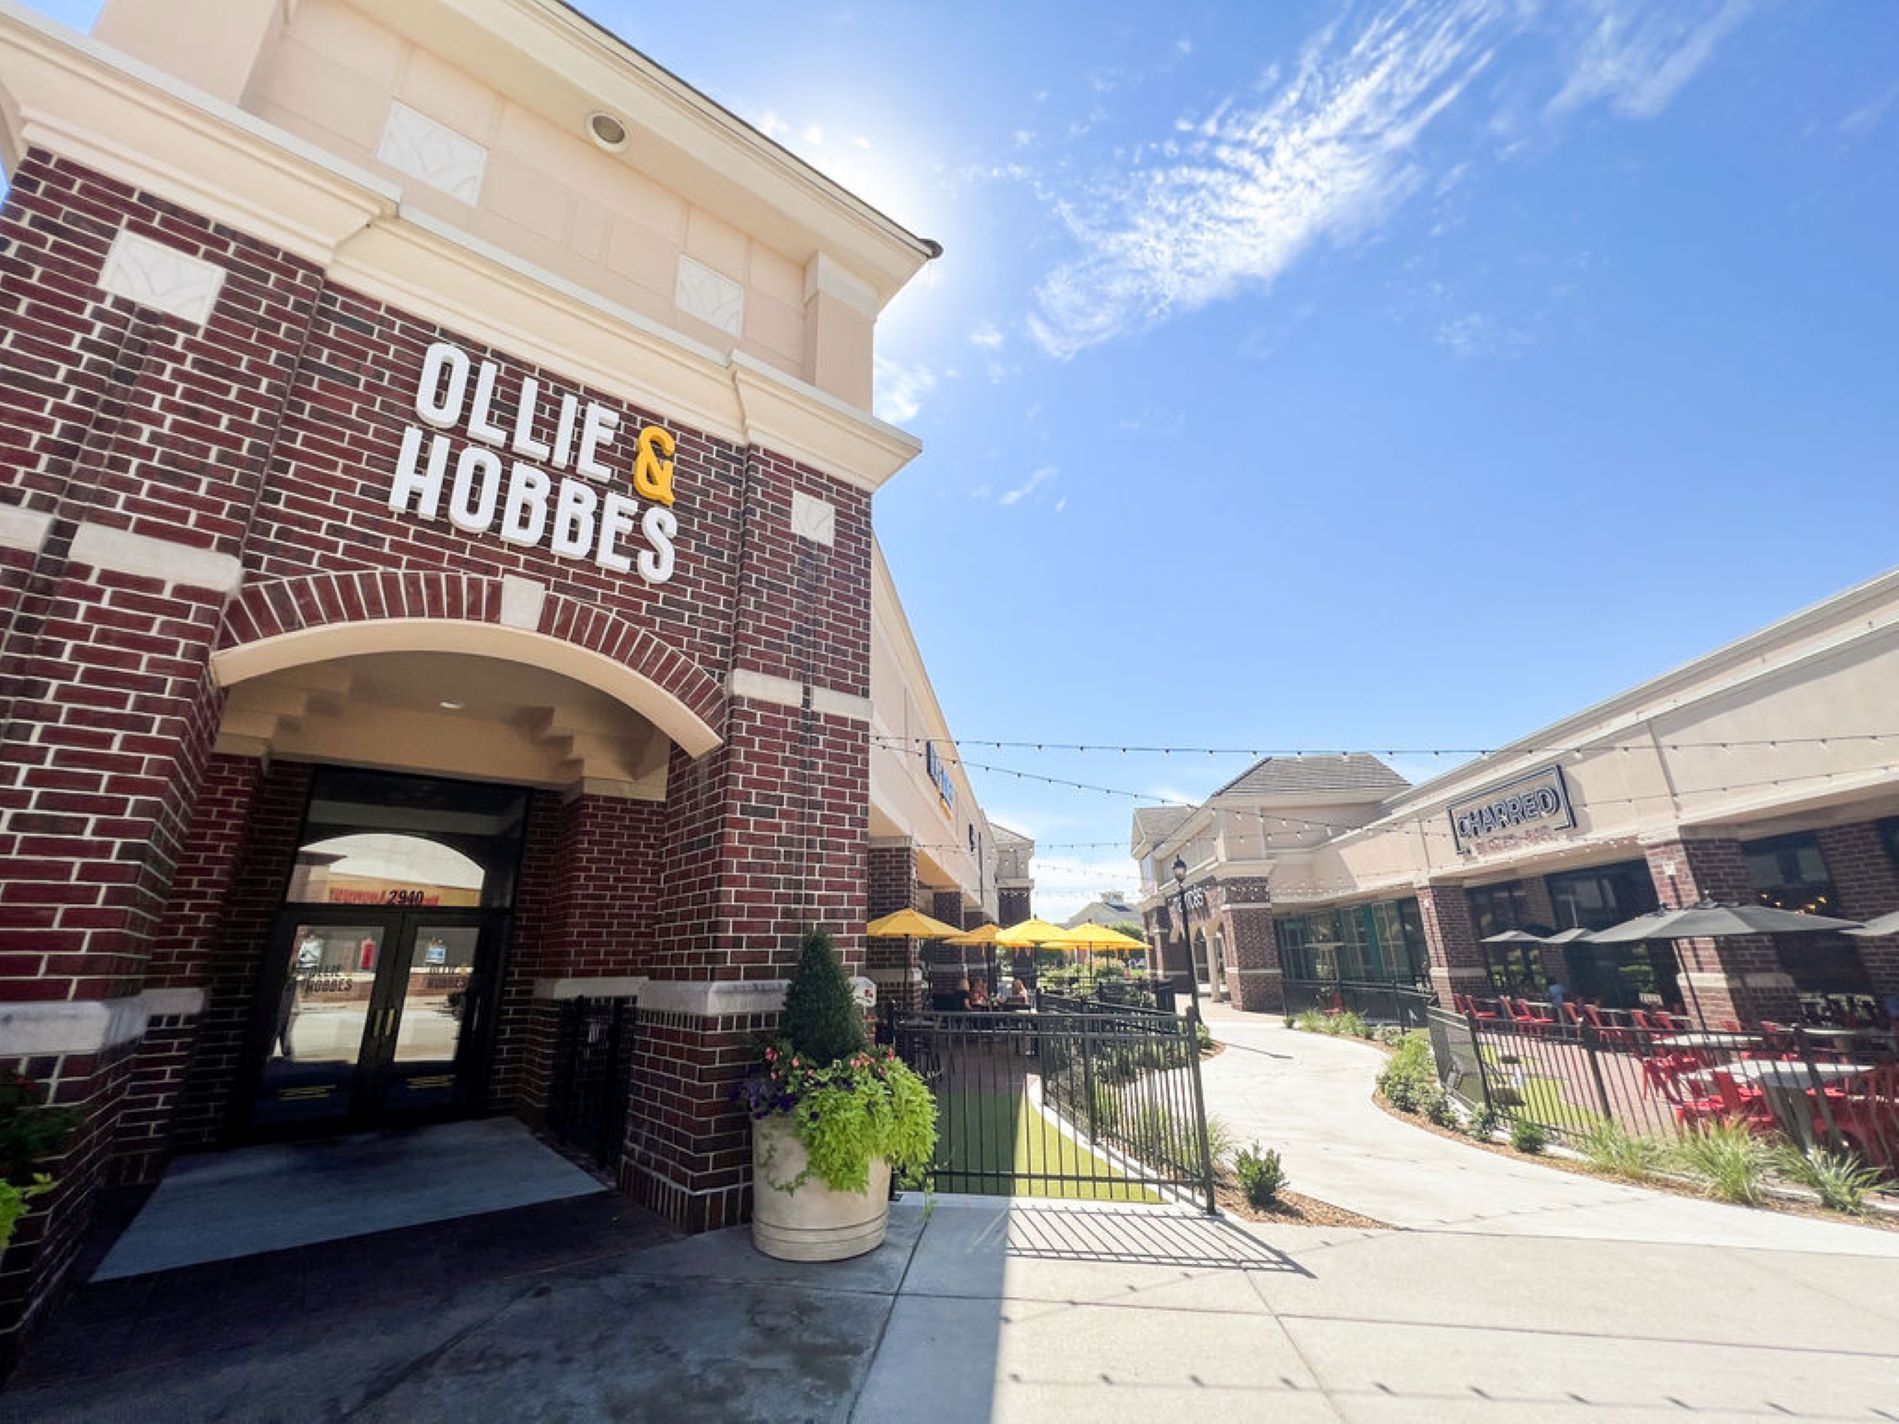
[[213, 571, 725, 756]]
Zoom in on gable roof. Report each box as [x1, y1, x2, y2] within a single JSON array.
[[1130, 805, 1192, 848], [1211, 754, 1408, 799]]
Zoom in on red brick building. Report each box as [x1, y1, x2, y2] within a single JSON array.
[[0, 0, 1025, 1357]]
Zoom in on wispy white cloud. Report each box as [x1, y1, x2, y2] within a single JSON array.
[[1027, 0, 1503, 359], [1022, 0, 1756, 361], [968, 321, 1006, 351], [873, 356, 937, 424], [1024, 853, 1144, 925], [1840, 84, 1899, 140], [999, 465, 1058, 506], [801, 123, 826, 146], [1013, 129, 1037, 149], [1546, 0, 1753, 120]]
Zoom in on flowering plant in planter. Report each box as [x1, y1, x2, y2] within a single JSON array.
[[740, 929, 936, 1197], [0, 1070, 77, 1254]]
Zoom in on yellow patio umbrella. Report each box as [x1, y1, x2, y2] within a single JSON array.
[[865, 907, 964, 939], [943, 922, 1001, 946], [994, 917, 1070, 948], [1047, 923, 1147, 952]]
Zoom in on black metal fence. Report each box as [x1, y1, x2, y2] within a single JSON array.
[[892, 1003, 1216, 1210], [1287, 976, 1434, 1029], [546, 995, 636, 1172], [1428, 1003, 1899, 1169]]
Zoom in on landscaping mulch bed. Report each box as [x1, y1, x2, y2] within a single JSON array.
[[1215, 1177, 1390, 1230], [1371, 1088, 1899, 1231]]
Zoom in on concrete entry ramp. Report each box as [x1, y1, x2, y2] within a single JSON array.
[[93, 1117, 604, 1280]]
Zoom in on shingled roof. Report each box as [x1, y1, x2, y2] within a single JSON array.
[[1130, 805, 1192, 848], [1209, 754, 1408, 799]]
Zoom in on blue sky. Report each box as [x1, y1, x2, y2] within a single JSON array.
[[20, 1, 1899, 917]]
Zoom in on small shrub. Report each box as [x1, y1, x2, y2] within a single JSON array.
[[1423, 1087, 1460, 1128], [1376, 1032, 1438, 1113], [1375, 1024, 1406, 1047], [780, 928, 866, 1064], [1510, 1118, 1549, 1155], [1468, 1104, 1504, 1141], [1194, 1020, 1213, 1053], [1331, 1010, 1372, 1039], [1772, 1144, 1892, 1215], [1283, 1015, 1295, 1029], [1234, 1143, 1288, 1207], [1672, 1121, 1771, 1204], [1580, 1121, 1668, 1181]]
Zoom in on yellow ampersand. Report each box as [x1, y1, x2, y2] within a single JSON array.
[[633, 425, 676, 506]]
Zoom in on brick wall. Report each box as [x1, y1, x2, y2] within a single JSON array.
[[998, 886, 1031, 927], [1416, 883, 1487, 1005], [1815, 821, 1899, 1002], [865, 842, 920, 1012], [1217, 877, 1282, 1014], [1644, 838, 1794, 1025]]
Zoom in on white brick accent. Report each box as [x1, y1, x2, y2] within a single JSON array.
[[727, 666, 804, 708], [97, 228, 226, 326], [790, 490, 836, 547], [675, 255, 745, 336], [378, 100, 487, 203], [811, 685, 872, 722], [69, 522, 243, 592], [0, 502, 53, 554], [498, 573, 547, 630]]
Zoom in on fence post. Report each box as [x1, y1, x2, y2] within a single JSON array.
[[1581, 1024, 1615, 1124], [1080, 1008, 1097, 1145], [1466, 1012, 1494, 1110], [1182, 1014, 1218, 1214]]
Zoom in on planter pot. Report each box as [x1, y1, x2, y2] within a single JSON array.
[[750, 1114, 890, 1262]]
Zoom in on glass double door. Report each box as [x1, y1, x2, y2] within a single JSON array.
[[249, 907, 505, 1135]]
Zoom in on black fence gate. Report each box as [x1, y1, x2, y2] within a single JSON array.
[[892, 1003, 1216, 1211], [1286, 976, 1434, 1029], [546, 995, 636, 1172]]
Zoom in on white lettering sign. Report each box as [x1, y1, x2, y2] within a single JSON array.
[[390, 341, 678, 584]]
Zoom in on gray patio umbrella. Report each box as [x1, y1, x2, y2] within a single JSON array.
[[1587, 899, 1862, 943], [1587, 898, 1862, 1027], [1844, 909, 1899, 937], [1480, 929, 1546, 944], [1540, 927, 1595, 944]]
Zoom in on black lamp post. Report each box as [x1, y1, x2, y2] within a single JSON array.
[[1172, 855, 1204, 1026]]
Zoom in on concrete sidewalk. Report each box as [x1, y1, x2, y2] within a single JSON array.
[[9, 1193, 1898, 1422], [1199, 1002, 1899, 1254]]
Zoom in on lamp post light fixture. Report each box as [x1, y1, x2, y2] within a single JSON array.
[[1172, 855, 1204, 1026]]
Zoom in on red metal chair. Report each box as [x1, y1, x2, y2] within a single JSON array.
[[1827, 1062, 1899, 1170], [1581, 1003, 1632, 1049], [1503, 996, 1555, 1034]]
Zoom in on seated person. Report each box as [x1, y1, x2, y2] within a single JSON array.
[[954, 977, 971, 1011], [969, 977, 991, 1008], [1008, 976, 1031, 1005]]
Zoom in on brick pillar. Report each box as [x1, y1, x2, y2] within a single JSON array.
[[1417, 882, 1487, 1005], [109, 752, 263, 1183], [1813, 822, 1899, 1006], [623, 453, 873, 1235], [998, 885, 1031, 927], [1221, 876, 1282, 1013], [865, 842, 921, 1013], [515, 791, 663, 1128], [1644, 839, 1796, 1026]]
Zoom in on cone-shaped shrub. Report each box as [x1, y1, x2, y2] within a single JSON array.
[[781, 927, 865, 1065]]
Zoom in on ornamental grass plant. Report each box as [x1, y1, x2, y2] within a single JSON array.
[[741, 929, 936, 1194]]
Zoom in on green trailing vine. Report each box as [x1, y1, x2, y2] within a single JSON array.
[[741, 928, 937, 1194], [1, 1070, 78, 1254]]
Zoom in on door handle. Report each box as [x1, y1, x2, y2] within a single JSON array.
[[380, 1007, 396, 1037]]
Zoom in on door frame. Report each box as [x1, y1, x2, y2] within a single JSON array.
[[236, 904, 511, 1142]]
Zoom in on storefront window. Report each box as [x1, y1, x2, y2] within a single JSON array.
[[1743, 833, 1838, 916], [285, 768, 529, 909], [1545, 862, 1676, 1008], [1468, 882, 1546, 995], [1742, 832, 1869, 1002], [1275, 899, 1428, 986]]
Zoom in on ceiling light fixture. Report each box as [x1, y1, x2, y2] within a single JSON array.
[[438, 700, 466, 711], [587, 111, 629, 151]]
